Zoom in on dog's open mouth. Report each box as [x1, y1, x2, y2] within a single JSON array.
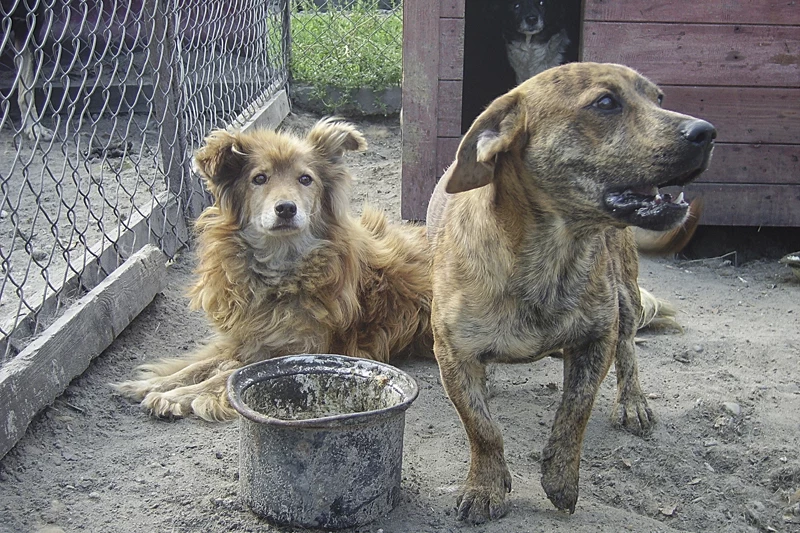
[[604, 169, 705, 231]]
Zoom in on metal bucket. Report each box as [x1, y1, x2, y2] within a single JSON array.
[[227, 354, 419, 529]]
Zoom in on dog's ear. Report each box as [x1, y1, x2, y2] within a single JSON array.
[[193, 129, 247, 191], [307, 118, 367, 161], [446, 91, 526, 194]]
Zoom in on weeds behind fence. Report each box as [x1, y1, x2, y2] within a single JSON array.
[[290, 0, 402, 112]]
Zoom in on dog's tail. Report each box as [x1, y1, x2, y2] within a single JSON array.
[[635, 198, 703, 256], [360, 205, 390, 236], [637, 287, 681, 331]]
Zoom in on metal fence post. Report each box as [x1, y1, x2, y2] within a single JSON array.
[[146, 0, 203, 220]]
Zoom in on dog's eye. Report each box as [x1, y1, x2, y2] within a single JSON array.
[[513, 2, 520, 10], [298, 174, 313, 186], [593, 95, 620, 112], [252, 174, 268, 185], [657, 94, 664, 107]]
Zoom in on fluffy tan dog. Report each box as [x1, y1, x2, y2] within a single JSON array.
[[114, 119, 432, 421]]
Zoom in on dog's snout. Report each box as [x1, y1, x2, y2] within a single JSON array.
[[525, 14, 540, 26], [275, 201, 297, 220], [681, 120, 717, 146]]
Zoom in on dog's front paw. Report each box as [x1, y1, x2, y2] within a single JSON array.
[[540, 444, 580, 513], [456, 463, 512, 523], [191, 393, 238, 422], [612, 393, 655, 436], [141, 390, 191, 419], [140, 388, 238, 422]]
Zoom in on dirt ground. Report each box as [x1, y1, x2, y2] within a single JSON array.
[[1, 111, 799, 533], [0, 115, 164, 338]]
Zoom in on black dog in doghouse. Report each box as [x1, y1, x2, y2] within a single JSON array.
[[500, 0, 578, 84], [461, 0, 580, 130]]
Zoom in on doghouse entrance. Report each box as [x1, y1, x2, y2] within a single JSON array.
[[461, 0, 583, 130]]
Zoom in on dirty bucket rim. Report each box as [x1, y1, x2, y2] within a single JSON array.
[[227, 354, 419, 428]]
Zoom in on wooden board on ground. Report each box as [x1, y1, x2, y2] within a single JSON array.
[[0, 244, 167, 459]]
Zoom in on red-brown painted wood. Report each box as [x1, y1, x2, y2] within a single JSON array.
[[584, 0, 800, 26], [662, 86, 800, 145], [437, 80, 462, 137], [583, 22, 800, 87], [685, 183, 800, 226], [437, 137, 461, 175], [402, 0, 441, 220], [440, 0, 464, 19], [697, 144, 800, 185], [439, 17, 465, 81]]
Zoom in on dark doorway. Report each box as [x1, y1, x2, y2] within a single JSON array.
[[460, 0, 582, 132]]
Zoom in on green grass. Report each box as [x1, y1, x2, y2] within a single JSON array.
[[290, 0, 402, 105]]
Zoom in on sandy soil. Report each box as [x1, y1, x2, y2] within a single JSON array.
[[1, 112, 799, 533], [0, 117, 165, 339]]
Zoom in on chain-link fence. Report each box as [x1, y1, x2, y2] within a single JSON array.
[[289, 0, 402, 112], [0, 0, 289, 360]]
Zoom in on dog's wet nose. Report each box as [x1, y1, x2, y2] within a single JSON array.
[[681, 119, 717, 146], [275, 201, 297, 220], [525, 14, 539, 26]]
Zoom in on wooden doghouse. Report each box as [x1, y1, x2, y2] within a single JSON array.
[[401, 0, 800, 227]]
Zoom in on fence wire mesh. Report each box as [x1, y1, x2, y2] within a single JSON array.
[[0, 0, 289, 360], [289, 0, 402, 110]]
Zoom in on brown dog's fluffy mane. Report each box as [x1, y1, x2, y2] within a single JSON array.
[[114, 118, 432, 420]]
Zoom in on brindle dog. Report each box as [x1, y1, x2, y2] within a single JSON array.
[[426, 62, 715, 523]]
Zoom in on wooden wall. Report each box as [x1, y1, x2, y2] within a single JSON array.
[[401, 1, 799, 226], [401, 0, 464, 220], [582, 0, 800, 227]]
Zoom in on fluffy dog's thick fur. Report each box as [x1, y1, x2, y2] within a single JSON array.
[[427, 63, 715, 522], [114, 119, 432, 421]]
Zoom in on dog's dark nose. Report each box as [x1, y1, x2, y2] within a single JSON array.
[[681, 119, 717, 146], [525, 14, 539, 26], [275, 201, 297, 220]]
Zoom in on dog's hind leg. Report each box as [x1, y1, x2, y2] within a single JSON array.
[[540, 337, 615, 513], [436, 338, 511, 523]]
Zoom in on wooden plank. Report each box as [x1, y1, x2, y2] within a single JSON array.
[[685, 183, 800, 226], [441, 0, 464, 19], [662, 86, 800, 145], [401, 0, 440, 220], [438, 80, 463, 137], [0, 244, 166, 459], [584, 0, 800, 26], [81, 191, 185, 290], [0, 191, 185, 359], [582, 22, 800, 88], [439, 17, 465, 81], [233, 86, 291, 133], [436, 137, 461, 178], [697, 143, 800, 185]]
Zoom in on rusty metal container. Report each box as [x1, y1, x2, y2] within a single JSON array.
[[227, 354, 419, 529]]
